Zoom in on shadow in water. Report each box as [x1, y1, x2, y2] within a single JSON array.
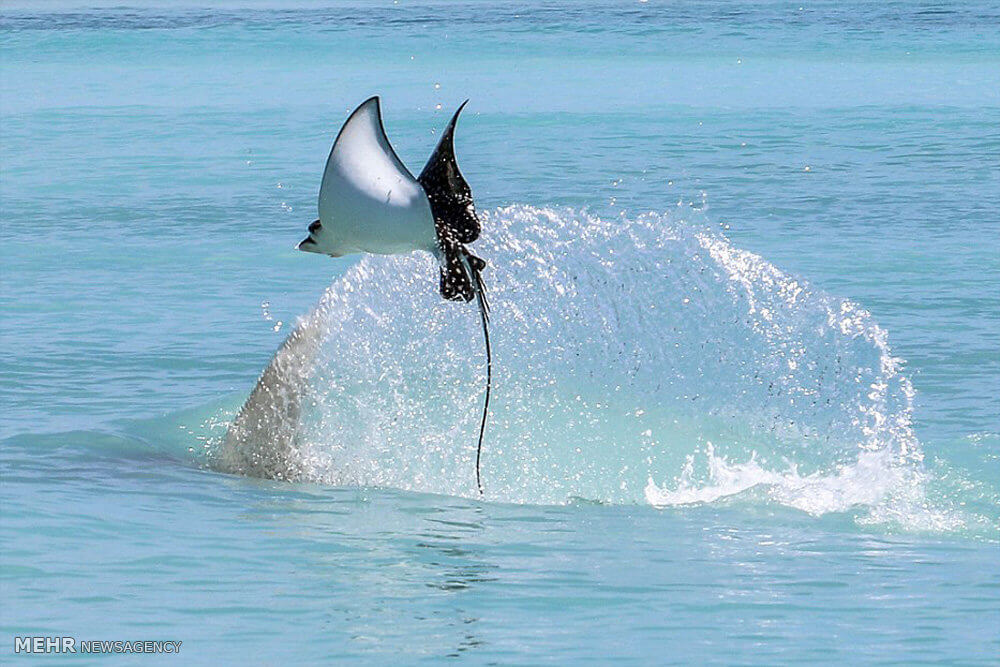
[[238, 484, 498, 659]]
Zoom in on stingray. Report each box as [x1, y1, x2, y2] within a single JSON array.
[[220, 97, 491, 494]]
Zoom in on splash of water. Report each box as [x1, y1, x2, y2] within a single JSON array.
[[212, 205, 952, 528]]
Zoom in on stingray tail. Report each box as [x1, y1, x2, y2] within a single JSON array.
[[438, 245, 491, 495], [471, 257, 491, 496], [443, 248, 490, 495]]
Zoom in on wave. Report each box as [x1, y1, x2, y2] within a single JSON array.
[[205, 204, 965, 531]]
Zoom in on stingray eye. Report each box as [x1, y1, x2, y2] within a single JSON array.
[[308, 219, 322, 233]]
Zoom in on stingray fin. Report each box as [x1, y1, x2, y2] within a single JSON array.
[[317, 96, 429, 235], [438, 241, 490, 305], [419, 100, 481, 245], [439, 241, 474, 302]]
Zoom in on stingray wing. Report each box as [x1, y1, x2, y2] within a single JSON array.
[[418, 100, 481, 244], [318, 96, 428, 231]]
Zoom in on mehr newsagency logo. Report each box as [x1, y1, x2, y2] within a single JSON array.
[[14, 636, 182, 654]]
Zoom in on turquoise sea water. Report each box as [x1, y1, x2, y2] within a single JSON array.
[[2, 0, 999, 662]]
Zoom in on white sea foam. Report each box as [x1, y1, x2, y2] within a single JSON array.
[[643, 444, 961, 532]]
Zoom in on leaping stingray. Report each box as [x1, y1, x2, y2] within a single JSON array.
[[217, 97, 492, 494]]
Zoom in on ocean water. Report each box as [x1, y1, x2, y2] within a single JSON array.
[[2, 0, 999, 662]]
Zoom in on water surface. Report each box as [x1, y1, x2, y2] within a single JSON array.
[[1, 1, 998, 662]]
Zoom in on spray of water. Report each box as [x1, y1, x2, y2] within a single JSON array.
[[210, 205, 958, 529]]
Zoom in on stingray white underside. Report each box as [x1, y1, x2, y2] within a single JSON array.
[[313, 97, 437, 256]]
